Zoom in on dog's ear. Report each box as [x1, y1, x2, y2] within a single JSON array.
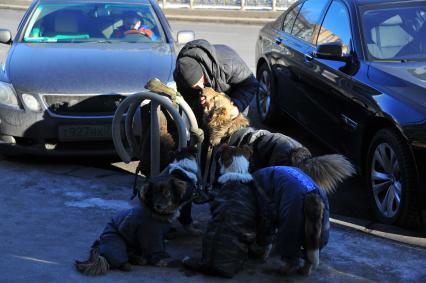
[[170, 177, 187, 200], [218, 144, 234, 168], [140, 179, 153, 203], [216, 143, 229, 155], [240, 145, 253, 160]]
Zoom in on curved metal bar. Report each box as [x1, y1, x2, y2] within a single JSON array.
[[150, 101, 160, 176], [176, 96, 199, 133], [125, 99, 143, 157], [112, 91, 188, 165]]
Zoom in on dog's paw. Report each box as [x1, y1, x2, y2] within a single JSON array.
[[119, 262, 132, 272], [155, 258, 181, 268], [249, 243, 272, 261], [260, 244, 273, 261], [279, 261, 299, 276], [182, 256, 202, 271], [129, 255, 148, 266], [298, 262, 313, 276]]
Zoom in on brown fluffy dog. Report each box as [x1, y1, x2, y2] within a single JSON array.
[[202, 87, 355, 193]]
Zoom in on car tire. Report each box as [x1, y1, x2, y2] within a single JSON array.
[[256, 63, 279, 125], [366, 128, 419, 227]]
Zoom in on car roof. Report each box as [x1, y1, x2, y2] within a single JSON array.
[[354, 0, 424, 6], [37, 0, 152, 4]]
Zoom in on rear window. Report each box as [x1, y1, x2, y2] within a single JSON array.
[[291, 0, 329, 43], [23, 2, 166, 43], [282, 2, 303, 33]]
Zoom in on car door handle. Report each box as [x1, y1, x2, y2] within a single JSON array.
[[304, 53, 313, 61], [274, 37, 283, 45]]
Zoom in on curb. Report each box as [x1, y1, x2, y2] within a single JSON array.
[[0, 4, 27, 10], [330, 215, 426, 248]]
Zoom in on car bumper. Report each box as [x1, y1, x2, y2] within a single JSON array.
[[0, 105, 118, 156]]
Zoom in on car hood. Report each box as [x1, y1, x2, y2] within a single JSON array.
[[8, 43, 175, 94], [368, 61, 426, 111]]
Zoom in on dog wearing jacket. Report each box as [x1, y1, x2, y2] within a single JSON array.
[[254, 166, 330, 276], [202, 87, 355, 194], [182, 144, 274, 278], [75, 147, 199, 276]]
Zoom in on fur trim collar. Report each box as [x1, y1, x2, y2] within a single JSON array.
[[218, 155, 252, 184], [218, 172, 253, 184], [168, 157, 198, 185]]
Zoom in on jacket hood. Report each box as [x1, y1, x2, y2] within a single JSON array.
[[174, 39, 224, 90]]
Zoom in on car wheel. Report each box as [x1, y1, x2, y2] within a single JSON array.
[[366, 128, 419, 227], [256, 63, 279, 125]]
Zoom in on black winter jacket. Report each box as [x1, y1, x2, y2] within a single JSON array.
[[174, 39, 259, 120], [200, 179, 274, 278], [226, 127, 303, 172]]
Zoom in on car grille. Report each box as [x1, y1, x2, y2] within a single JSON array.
[[43, 94, 126, 116]]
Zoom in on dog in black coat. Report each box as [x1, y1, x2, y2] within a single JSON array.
[[182, 144, 274, 278]]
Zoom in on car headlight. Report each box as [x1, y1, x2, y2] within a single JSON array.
[[0, 81, 20, 108], [22, 93, 41, 112]]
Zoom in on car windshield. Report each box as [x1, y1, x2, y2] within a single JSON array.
[[362, 3, 426, 61], [22, 2, 166, 43]]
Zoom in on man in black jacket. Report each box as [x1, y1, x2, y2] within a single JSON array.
[[173, 39, 259, 124]]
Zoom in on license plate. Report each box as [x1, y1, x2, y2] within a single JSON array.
[[58, 125, 112, 141]]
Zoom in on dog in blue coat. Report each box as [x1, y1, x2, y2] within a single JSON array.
[[253, 166, 330, 276], [75, 147, 199, 275]]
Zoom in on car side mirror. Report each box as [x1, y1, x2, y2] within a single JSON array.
[[313, 42, 350, 62], [176, 30, 195, 45], [0, 29, 12, 45]]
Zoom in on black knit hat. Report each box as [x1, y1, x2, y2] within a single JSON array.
[[176, 57, 204, 87]]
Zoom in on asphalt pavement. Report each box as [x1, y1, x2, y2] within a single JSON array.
[[1, 155, 426, 282]]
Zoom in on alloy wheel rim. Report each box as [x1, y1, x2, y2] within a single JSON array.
[[258, 69, 271, 119], [371, 143, 401, 218]]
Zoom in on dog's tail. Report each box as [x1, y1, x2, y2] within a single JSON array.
[[291, 148, 355, 194], [300, 192, 324, 275], [75, 242, 110, 276]]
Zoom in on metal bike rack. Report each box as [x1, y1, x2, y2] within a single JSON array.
[[112, 90, 202, 177]]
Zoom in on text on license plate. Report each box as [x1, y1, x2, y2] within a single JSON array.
[[58, 125, 112, 141]]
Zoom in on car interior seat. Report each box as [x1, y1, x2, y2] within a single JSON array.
[[368, 15, 413, 59]]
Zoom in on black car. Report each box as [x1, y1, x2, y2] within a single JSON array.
[[255, 0, 426, 227], [0, 0, 193, 155]]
